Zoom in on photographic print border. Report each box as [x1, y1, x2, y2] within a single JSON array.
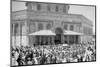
[[10, 0, 96, 67]]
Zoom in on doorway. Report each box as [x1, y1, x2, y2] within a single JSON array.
[[55, 27, 63, 44]]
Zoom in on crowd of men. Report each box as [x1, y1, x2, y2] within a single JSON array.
[[11, 41, 96, 66]]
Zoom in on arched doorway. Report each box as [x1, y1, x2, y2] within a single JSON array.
[[55, 27, 63, 44]]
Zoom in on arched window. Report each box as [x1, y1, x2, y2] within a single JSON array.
[[46, 23, 51, 30], [70, 25, 74, 31], [38, 23, 43, 30], [64, 24, 68, 30]]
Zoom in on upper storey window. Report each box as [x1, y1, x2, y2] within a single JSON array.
[[63, 5, 66, 13], [56, 5, 59, 12], [46, 23, 51, 30], [29, 23, 35, 33], [70, 25, 74, 31], [64, 24, 68, 30], [38, 23, 43, 31], [47, 4, 51, 11], [37, 3, 41, 11]]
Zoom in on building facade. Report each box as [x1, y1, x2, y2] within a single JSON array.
[[11, 2, 93, 47]]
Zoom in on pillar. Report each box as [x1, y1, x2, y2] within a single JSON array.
[[74, 35, 76, 44], [12, 24, 15, 48], [34, 36, 37, 45], [52, 36, 54, 45], [19, 23, 22, 46], [39, 36, 40, 45], [78, 35, 80, 44], [19, 23, 20, 46], [68, 36, 69, 44], [14, 24, 16, 47], [32, 36, 35, 46], [62, 35, 65, 44], [25, 21, 29, 46], [40, 36, 42, 45], [47, 36, 49, 45], [61, 34, 63, 44], [48, 36, 50, 45]]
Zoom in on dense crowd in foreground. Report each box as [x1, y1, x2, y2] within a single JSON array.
[[11, 41, 96, 66]]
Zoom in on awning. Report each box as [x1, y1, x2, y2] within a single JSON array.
[[64, 30, 83, 35], [29, 30, 56, 36]]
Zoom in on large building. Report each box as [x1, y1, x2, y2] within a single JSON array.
[[11, 2, 93, 47]]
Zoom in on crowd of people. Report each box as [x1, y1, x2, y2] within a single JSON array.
[[11, 41, 96, 66]]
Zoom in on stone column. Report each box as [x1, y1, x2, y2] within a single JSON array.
[[73, 36, 75, 44], [34, 36, 36, 45], [39, 36, 41, 44], [48, 36, 50, 45], [61, 34, 64, 44], [24, 21, 29, 46], [38, 36, 40, 45], [67, 36, 69, 44], [52, 36, 54, 45], [62, 34, 65, 44], [12, 24, 15, 48], [47, 36, 48, 45], [14, 24, 17, 47], [78, 35, 80, 44], [19, 23, 20, 46], [19, 23, 22, 46]]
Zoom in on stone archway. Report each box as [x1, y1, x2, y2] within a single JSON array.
[[55, 27, 64, 44]]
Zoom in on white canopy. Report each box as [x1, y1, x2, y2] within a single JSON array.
[[29, 30, 56, 36], [64, 30, 83, 35]]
